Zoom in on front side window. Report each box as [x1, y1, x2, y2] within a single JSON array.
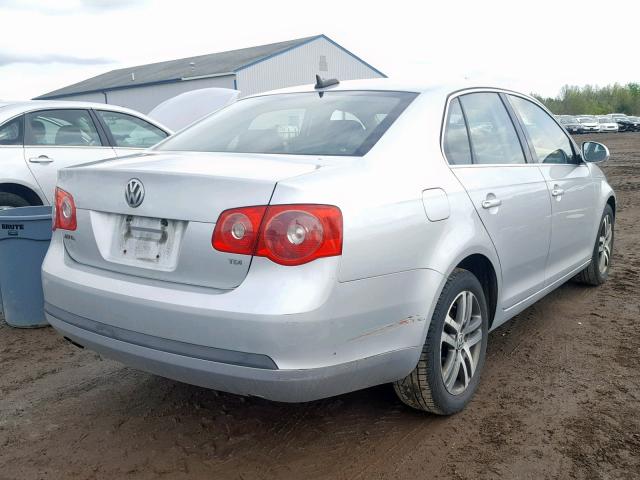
[[458, 93, 526, 165], [508, 96, 574, 164], [443, 98, 472, 165], [25, 110, 102, 147], [0, 116, 23, 145], [97, 111, 168, 148], [156, 91, 417, 157]]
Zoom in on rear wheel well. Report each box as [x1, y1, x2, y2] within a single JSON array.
[[456, 254, 498, 328], [607, 196, 616, 218], [0, 183, 44, 206]]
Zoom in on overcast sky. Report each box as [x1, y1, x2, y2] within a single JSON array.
[[0, 0, 638, 101]]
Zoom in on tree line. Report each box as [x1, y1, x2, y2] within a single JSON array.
[[533, 83, 640, 116]]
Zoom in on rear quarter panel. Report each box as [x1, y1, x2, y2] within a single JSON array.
[[271, 92, 502, 288]]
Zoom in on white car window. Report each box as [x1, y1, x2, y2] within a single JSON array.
[[26, 110, 103, 147], [0, 116, 23, 145], [97, 111, 168, 148]]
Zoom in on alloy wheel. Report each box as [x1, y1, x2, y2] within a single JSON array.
[[598, 214, 613, 275], [440, 291, 483, 395]]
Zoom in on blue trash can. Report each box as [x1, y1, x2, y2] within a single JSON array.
[[0, 206, 52, 328]]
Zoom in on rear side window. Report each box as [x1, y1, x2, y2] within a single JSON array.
[[0, 116, 23, 145], [156, 91, 417, 157], [443, 98, 472, 165], [508, 95, 574, 164], [25, 109, 103, 146], [459, 93, 526, 165], [97, 111, 168, 148]]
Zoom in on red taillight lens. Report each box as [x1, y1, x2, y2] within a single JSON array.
[[212, 204, 342, 266], [212, 206, 266, 254], [53, 187, 77, 231]]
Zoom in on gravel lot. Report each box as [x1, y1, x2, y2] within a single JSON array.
[[1, 132, 639, 480]]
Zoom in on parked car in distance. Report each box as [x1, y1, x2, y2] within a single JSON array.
[[42, 80, 616, 415], [577, 116, 600, 132], [609, 113, 628, 121], [0, 101, 171, 208], [597, 116, 619, 132], [611, 115, 634, 132], [626, 116, 640, 131], [556, 115, 584, 134]]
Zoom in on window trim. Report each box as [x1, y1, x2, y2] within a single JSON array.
[[94, 109, 170, 149], [24, 108, 107, 148], [505, 94, 580, 166]]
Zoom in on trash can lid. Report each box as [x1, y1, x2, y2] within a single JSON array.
[[0, 206, 52, 221]]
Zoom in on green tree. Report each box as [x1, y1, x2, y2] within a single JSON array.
[[533, 83, 640, 115]]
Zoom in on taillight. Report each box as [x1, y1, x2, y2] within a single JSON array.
[[53, 187, 77, 231], [212, 204, 342, 266], [212, 206, 266, 255]]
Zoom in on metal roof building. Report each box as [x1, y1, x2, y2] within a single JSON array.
[[36, 35, 385, 113]]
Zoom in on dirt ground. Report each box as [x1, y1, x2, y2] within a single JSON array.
[[1, 133, 639, 480]]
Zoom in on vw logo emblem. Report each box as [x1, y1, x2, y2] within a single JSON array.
[[125, 178, 145, 208]]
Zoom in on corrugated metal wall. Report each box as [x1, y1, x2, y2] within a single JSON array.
[[53, 75, 236, 114], [236, 37, 383, 97], [47, 38, 383, 112]]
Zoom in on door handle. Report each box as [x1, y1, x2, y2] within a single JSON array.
[[551, 186, 565, 197], [29, 155, 54, 164], [481, 198, 502, 209]]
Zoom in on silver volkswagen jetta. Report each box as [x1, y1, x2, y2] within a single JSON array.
[[42, 79, 615, 414]]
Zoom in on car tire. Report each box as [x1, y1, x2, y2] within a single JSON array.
[[394, 268, 489, 415], [0, 192, 31, 210], [574, 204, 614, 286]]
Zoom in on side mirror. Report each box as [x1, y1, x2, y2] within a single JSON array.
[[582, 141, 610, 163]]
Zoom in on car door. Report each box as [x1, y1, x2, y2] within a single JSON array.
[[23, 109, 116, 203], [507, 95, 596, 285], [94, 110, 169, 156], [445, 93, 552, 309]]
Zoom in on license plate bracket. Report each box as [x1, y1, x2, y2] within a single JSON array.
[[109, 215, 185, 270]]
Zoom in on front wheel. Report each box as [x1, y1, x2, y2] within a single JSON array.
[[394, 269, 489, 415], [574, 204, 614, 286]]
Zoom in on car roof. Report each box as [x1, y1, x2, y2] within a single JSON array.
[[249, 78, 535, 103], [0, 100, 170, 131]]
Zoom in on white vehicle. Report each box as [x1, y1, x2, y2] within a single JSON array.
[[597, 116, 619, 133], [577, 116, 600, 132], [0, 101, 171, 208]]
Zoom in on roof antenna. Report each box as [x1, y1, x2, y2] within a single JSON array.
[[314, 74, 339, 90]]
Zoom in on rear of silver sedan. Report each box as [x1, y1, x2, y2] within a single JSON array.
[[42, 88, 440, 402]]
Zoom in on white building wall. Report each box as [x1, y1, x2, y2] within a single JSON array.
[[236, 37, 384, 97], [55, 75, 236, 114]]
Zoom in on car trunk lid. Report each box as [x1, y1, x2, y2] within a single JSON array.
[[58, 151, 321, 289]]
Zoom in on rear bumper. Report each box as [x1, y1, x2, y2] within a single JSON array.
[[42, 234, 443, 401], [46, 305, 419, 402]]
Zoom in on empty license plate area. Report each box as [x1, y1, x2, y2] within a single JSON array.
[[111, 215, 186, 270]]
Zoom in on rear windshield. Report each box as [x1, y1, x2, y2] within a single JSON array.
[[155, 91, 417, 156]]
